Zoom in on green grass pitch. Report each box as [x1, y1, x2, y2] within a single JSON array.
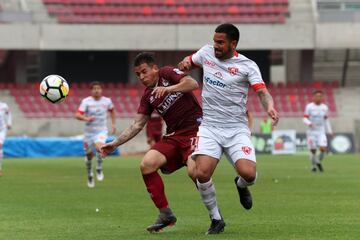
[[0, 154, 359, 240]]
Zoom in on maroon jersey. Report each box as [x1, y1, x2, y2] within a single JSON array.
[[138, 66, 202, 134]]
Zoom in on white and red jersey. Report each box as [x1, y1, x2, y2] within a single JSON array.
[[77, 96, 114, 136], [0, 102, 11, 132], [191, 44, 266, 129], [303, 102, 332, 133]]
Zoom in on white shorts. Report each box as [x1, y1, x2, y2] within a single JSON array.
[[307, 131, 327, 149], [192, 125, 256, 165], [84, 131, 108, 154], [0, 130, 7, 145]]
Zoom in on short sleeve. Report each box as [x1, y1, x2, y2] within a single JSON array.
[[78, 99, 87, 114], [137, 92, 153, 116], [190, 45, 209, 68], [160, 66, 187, 84], [248, 61, 266, 91], [108, 98, 114, 111]]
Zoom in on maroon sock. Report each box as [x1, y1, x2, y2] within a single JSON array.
[[142, 172, 169, 209]]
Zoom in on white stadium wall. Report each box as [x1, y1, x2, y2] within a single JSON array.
[[0, 23, 315, 50]]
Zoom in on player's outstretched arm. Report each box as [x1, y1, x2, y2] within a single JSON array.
[[109, 109, 116, 134], [178, 56, 194, 72], [256, 88, 279, 126], [152, 76, 199, 98], [100, 114, 150, 157]]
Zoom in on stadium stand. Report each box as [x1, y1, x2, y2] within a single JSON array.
[[42, 0, 289, 24], [4, 81, 337, 118]]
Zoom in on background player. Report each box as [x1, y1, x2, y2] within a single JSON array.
[[0, 101, 12, 177], [100, 52, 202, 233], [178, 23, 279, 234], [303, 89, 333, 172], [146, 111, 163, 148], [75, 82, 116, 187]]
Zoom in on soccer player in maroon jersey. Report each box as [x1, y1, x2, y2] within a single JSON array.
[[99, 52, 202, 233]]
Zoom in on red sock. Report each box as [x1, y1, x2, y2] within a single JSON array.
[[142, 172, 169, 209]]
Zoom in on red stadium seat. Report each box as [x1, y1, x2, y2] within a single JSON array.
[[42, 0, 289, 24]]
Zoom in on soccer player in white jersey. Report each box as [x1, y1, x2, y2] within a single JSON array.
[[303, 90, 333, 172], [178, 23, 279, 234], [75, 82, 116, 188], [0, 101, 12, 177]]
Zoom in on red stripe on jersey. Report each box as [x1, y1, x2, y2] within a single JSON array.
[[252, 83, 266, 91], [77, 110, 85, 115], [190, 55, 200, 68], [304, 114, 309, 118]]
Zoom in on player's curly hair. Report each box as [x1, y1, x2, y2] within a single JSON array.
[[215, 23, 240, 44], [134, 52, 156, 67]]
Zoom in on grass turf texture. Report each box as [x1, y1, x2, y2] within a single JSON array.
[[0, 154, 359, 240]]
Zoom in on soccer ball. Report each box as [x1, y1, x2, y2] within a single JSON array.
[[39, 75, 69, 103]]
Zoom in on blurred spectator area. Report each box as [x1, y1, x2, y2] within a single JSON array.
[[42, 0, 289, 24]]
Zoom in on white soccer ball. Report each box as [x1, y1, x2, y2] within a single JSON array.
[[40, 75, 69, 103]]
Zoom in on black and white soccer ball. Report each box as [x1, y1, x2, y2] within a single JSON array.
[[39, 75, 69, 104]]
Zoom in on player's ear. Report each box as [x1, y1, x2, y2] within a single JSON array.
[[230, 40, 237, 50], [152, 64, 159, 72]]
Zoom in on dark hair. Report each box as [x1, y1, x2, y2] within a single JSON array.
[[90, 81, 102, 89], [134, 52, 156, 67], [313, 89, 324, 95], [215, 23, 240, 44]]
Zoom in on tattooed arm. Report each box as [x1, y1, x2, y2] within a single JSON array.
[[256, 88, 279, 126], [99, 114, 150, 157]]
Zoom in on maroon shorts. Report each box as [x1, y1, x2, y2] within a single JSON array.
[[152, 128, 198, 174], [147, 132, 162, 144]]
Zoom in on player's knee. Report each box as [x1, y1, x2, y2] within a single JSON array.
[[140, 158, 162, 174], [196, 167, 211, 182], [243, 172, 256, 183], [140, 160, 155, 174], [86, 152, 93, 160]]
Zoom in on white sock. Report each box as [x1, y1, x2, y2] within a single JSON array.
[[236, 174, 257, 188], [85, 158, 92, 177], [197, 179, 221, 220], [96, 153, 103, 171]]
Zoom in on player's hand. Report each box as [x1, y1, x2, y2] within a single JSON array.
[[328, 133, 335, 139], [152, 86, 170, 98], [111, 124, 116, 134], [99, 141, 117, 158], [267, 107, 279, 126], [178, 56, 192, 71], [86, 116, 96, 122]]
